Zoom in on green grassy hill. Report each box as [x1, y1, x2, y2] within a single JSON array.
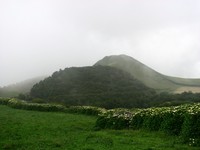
[[94, 54, 200, 93], [30, 66, 155, 108]]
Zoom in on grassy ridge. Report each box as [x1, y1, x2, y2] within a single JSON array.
[[0, 105, 199, 150], [95, 54, 200, 93], [94, 54, 179, 92]]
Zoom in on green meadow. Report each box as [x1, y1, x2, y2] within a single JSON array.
[[0, 105, 199, 150]]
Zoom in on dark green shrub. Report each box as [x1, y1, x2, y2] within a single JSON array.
[[95, 116, 108, 129], [160, 111, 184, 135], [0, 98, 10, 105], [113, 117, 129, 129], [7, 98, 24, 109], [143, 114, 163, 131], [181, 112, 200, 146], [130, 114, 144, 130], [105, 117, 117, 129]]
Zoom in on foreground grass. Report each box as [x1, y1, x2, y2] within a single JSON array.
[[0, 105, 198, 150]]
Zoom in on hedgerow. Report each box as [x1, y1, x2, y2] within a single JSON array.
[[181, 104, 200, 146], [65, 105, 106, 116], [7, 98, 66, 112], [0, 98, 105, 116], [95, 103, 200, 146], [0, 97, 10, 105]]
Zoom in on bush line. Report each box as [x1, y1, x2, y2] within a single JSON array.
[[95, 104, 200, 146], [0, 98, 105, 116]]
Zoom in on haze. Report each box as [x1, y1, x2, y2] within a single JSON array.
[[1, 0, 200, 87]]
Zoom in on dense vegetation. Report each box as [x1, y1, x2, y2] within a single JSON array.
[[30, 66, 156, 108], [20, 65, 200, 109], [0, 100, 199, 149], [150, 91, 200, 107], [95, 103, 200, 146]]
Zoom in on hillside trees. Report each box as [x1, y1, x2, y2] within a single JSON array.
[[30, 66, 156, 108], [28, 65, 200, 109]]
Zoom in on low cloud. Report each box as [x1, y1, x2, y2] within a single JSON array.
[[0, 0, 200, 86]]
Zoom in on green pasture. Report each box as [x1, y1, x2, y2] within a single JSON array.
[[0, 105, 198, 150]]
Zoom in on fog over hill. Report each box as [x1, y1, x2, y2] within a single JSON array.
[[0, 76, 46, 97], [1, 54, 200, 98], [95, 55, 200, 93], [1, 1, 200, 87]]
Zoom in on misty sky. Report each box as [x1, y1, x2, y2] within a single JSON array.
[[1, 0, 200, 87]]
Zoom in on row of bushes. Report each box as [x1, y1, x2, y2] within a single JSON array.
[[66, 106, 106, 116], [0, 97, 104, 116], [0, 97, 10, 105], [95, 104, 200, 146]]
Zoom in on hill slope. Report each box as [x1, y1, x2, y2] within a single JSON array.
[[94, 55, 200, 93], [0, 76, 46, 97], [30, 66, 155, 108]]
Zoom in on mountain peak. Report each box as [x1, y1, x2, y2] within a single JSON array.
[[94, 54, 144, 68], [99, 54, 138, 61], [95, 54, 200, 93]]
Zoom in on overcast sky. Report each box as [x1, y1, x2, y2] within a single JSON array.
[[1, 0, 200, 87]]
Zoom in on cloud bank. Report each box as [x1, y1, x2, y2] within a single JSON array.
[[0, 0, 200, 86]]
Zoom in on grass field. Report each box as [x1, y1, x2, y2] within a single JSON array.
[[174, 86, 200, 93], [0, 105, 199, 150]]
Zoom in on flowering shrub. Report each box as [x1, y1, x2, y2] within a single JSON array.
[[66, 106, 106, 116], [0, 98, 106, 116], [95, 103, 200, 146], [96, 108, 135, 129], [7, 98, 66, 112], [0, 97, 10, 105], [181, 104, 200, 146]]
